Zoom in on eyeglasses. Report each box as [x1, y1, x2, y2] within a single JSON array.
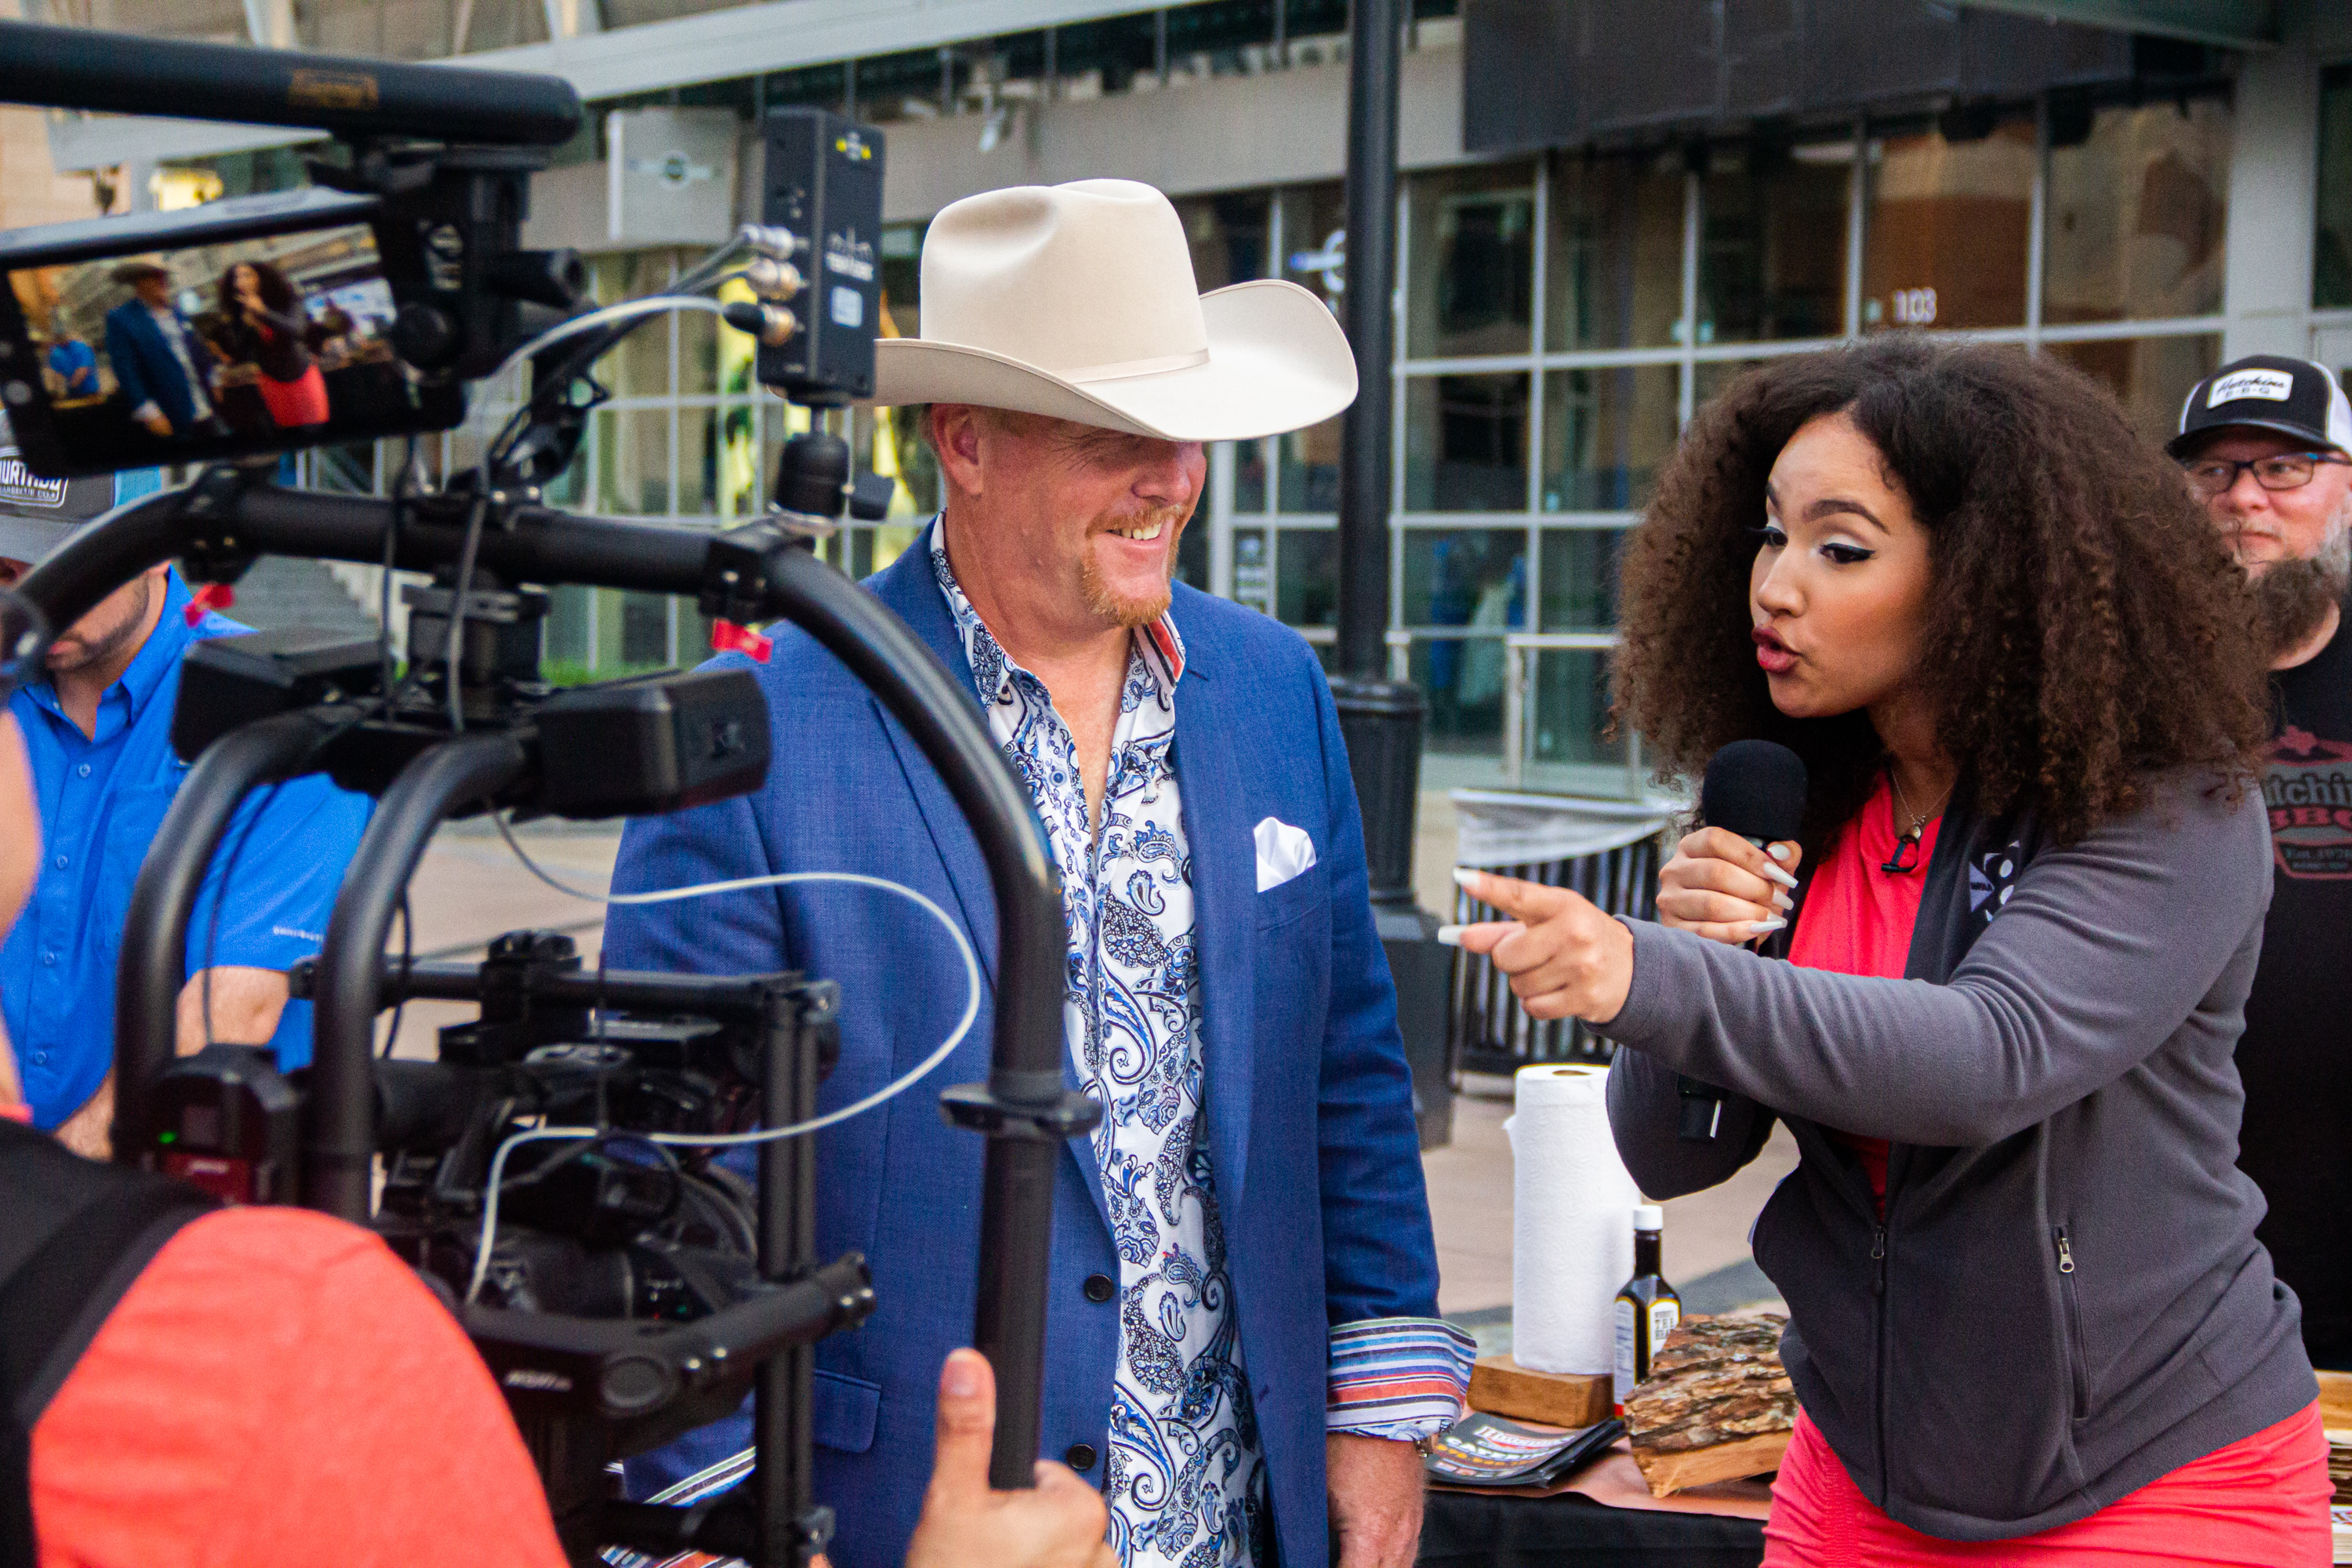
[[0, 589, 48, 703], [2181, 452, 2352, 497]]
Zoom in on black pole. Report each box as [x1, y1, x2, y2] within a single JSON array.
[[1335, 0, 1399, 681], [1329, 0, 1453, 1148]]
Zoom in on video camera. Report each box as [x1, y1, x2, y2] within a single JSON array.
[[1, 22, 1091, 1567]]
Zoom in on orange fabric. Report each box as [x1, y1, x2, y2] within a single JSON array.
[[31, 1205, 567, 1568], [1763, 1403, 2332, 1566], [1786, 779, 1941, 1212]]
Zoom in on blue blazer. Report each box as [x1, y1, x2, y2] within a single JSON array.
[[604, 545, 1440, 1568], [103, 299, 209, 432]]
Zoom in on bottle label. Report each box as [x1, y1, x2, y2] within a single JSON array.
[[1649, 1298, 1680, 1360], [1613, 1298, 1638, 1403]]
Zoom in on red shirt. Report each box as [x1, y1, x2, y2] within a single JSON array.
[[1769, 779, 2329, 1564], [31, 1205, 568, 1568], [1786, 779, 1941, 1210]]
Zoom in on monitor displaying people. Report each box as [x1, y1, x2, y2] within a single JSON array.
[[5, 221, 426, 463]]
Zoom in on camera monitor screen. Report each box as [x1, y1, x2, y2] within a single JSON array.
[[0, 190, 465, 477]]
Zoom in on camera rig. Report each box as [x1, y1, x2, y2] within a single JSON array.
[[2, 22, 1094, 1568]]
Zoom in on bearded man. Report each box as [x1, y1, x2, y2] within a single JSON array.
[[2175, 354, 2352, 1370], [604, 180, 1469, 1568]]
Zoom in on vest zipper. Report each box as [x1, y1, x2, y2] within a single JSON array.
[[1871, 1225, 1886, 1294], [2056, 1226, 2089, 1420]]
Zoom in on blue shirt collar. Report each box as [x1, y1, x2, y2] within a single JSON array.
[[21, 569, 194, 732]]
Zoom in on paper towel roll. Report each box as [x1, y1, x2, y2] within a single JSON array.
[[1505, 1062, 1642, 1377]]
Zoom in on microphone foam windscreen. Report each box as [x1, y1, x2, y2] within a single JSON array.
[[1700, 739, 1809, 844]]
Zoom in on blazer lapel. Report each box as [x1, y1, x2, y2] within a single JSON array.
[[863, 543, 1115, 1237], [1174, 655, 1258, 1214]]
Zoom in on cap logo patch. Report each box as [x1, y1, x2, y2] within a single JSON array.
[[2210, 369, 2296, 407], [0, 448, 66, 510]]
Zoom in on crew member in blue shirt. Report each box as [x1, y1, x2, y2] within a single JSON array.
[[0, 439, 370, 1154]]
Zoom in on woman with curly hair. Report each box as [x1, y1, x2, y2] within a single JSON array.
[[1449, 336, 2327, 1562], [215, 260, 329, 429]]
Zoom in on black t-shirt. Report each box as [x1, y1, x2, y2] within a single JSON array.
[[2241, 607, 2352, 1368]]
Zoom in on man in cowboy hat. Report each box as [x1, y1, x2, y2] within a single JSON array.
[[605, 180, 1468, 1568], [101, 259, 222, 440]]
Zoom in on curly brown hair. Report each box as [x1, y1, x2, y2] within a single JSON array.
[[1613, 335, 2268, 847]]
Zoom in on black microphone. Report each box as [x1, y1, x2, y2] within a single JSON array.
[[1676, 740, 1809, 1139], [0, 20, 581, 147]]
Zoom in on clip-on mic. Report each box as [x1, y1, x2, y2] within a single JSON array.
[[1678, 739, 1809, 1140]]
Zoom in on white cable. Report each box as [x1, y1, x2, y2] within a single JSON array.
[[460, 815, 990, 1304]]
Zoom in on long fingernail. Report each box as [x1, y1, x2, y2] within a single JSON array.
[[1436, 925, 1467, 946], [1746, 916, 1788, 935], [1771, 890, 1792, 912], [1768, 843, 1795, 863], [1761, 862, 1798, 890], [1452, 867, 1481, 891]]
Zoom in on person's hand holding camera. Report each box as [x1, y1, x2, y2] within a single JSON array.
[[905, 1349, 1116, 1568]]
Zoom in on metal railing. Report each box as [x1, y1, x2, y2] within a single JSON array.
[[1448, 815, 1668, 1073]]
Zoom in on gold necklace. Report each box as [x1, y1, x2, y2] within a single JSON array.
[[1881, 769, 1954, 875]]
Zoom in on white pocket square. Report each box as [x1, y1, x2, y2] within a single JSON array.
[[1254, 816, 1319, 892]]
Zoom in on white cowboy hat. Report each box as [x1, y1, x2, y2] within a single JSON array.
[[867, 178, 1357, 442]]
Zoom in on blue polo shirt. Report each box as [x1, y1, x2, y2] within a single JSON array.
[[2, 571, 372, 1128]]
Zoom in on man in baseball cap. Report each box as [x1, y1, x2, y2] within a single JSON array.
[[2172, 354, 2352, 1374], [0, 422, 369, 1156]]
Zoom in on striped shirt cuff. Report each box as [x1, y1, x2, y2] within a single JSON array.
[[1326, 1317, 1479, 1440]]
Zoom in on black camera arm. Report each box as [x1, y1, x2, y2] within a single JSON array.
[[20, 470, 1091, 1489]]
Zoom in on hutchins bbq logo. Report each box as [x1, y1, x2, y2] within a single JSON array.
[[2265, 726, 2352, 878]]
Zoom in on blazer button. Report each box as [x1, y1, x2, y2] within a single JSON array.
[[1065, 1443, 1098, 1472], [1083, 1273, 1116, 1303]]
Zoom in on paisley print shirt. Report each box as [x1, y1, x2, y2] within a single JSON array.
[[928, 522, 1474, 1568]]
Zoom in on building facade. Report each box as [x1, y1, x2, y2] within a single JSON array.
[[12, 0, 2352, 795]]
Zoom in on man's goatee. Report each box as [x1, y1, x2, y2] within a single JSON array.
[[2252, 524, 2352, 661]]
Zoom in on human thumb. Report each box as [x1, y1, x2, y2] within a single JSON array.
[[929, 1348, 998, 1503]]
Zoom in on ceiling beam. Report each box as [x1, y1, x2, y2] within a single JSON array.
[[42, 0, 1163, 170], [1960, 0, 2277, 49]]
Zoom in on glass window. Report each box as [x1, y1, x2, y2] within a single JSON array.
[[1233, 438, 1269, 513], [1233, 526, 1272, 615], [590, 252, 677, 398], [1411, 636, 1507, 758], [1693, 355, 1783, 412], [1864, 122, 2034, 332], [1174, 191, 1272, 290], [1547, 152, 1684, 350], [881, 223, 926, 338], [617, 591, 671, 668], [1276, 528, 1338, 626], [714, 402, 759, 518], [543, 583, 593, 676], [2321, 67, 2352, 308], [597, 408, 672, 515], [1700, 143, 1849, 343], [1540, 528, 1627, 631], [1405, 373, 1530, 512], [1401, 528, 1526, 630], [1176, 517, 1210, 590], [1532, 648, 1628, 767], [1279, 416, 1342, 513], [1541, 365, 1678, 511], [1406, 162, 1537, 359], [2045, 335, 2220, 448], [678, 273, 721, 397], [1278, 183, 1348, 318], [2046, 100, 2230, 326], [678, 405, 719, 518]]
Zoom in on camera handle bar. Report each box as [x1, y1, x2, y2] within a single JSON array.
[[20, 467, 1096, 1498]]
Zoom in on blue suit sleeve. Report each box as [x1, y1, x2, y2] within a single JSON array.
[[1307, 664, 1443, 1327], [604, 788, 790, 979], [104, 309, 154, 416]]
